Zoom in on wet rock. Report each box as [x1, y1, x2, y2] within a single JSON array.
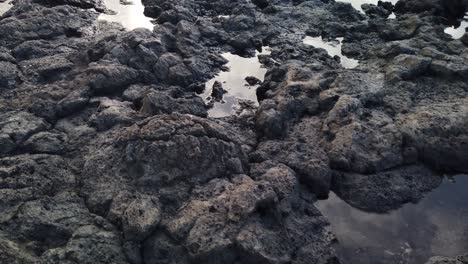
[[0, 134, 16, 154], [398, 101, 468, 173], [362, 4, 392, 18], [41, 225, 128, 264], [430, 58, 468, 80], [0, 155, 76, 210], [385, 54, 432, 82], [33, 0, 106, 11], [108, 191, 161, 241], [375, 41, 418, 58], [252, 0, 269, 9], [140, 90, 207, 117], [210, 81, 226, 101], [23, 131, 68, 154], [143, 5, 162, 18], [0, 233, 40, 264], [167, 63, 194, 86], [255, 99, 287, 139], [89, 98, 137, 131], [0, 47, 15, 63], [87, 64, 141, 94], [0, 5, 97, 48], [122, 84, 151, 103], [0, 61, 20, 89], [1, 0, 468, 261], [0, 111, 49, 147], [461, 32, 468, 45], [255, 63, 323, 139], [332, 165, 442, 212], [324, 97, 403, 174], [3, 192, 95, 252], [81, 114, 251, 216], [426, 252, 468, 264], [252, 117, 332, 199], [143, 231, 189, 264], [12, 39, 77, 61], [395, 0, 468, 19], [153, 54, 182, 80], [19, 54, 74, 83], [174, 175, 276, 263], [379, 16, 423, 40], [56, 89, 91, 118], [101, 29, 164, 73], [245, 76, 262, 86], [164, 173, 337, 264]]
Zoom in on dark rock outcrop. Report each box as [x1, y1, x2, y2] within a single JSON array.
[[1, 0, 467, 262]]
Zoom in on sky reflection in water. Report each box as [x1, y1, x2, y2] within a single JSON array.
[[203, 48, 271, 118], [98, 0, 154, 30], [316, 175, 468, 264], [340, 0, 467, 39], [337, 0, 398, 12], [444, 13, 468, 39], [303, 36, 359, 69], [0, 0, 12, 16]]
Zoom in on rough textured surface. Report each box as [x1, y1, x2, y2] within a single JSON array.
[[1, 0, 467, 263]]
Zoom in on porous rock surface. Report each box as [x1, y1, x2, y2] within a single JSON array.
[[0, 0, 467, 263]]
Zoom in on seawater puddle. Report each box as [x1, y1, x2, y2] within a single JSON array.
[[98, 0, 154, 30], [445, 13, 468, 39], [303, 36, 359, 69], [203, 48, 271, 118], [0, 0, 13, 16], [337, 0, 398, 13], [316, 175, 468, 264]]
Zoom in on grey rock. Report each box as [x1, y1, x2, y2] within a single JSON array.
[[122, 84, 151, 102], [0, 111, 49, 145], [107, 191, 161, 241], [89, 98, 137, 131], [425, 252, 468, 264], [385, 54, 432, 82], [332, 165, 442, 212], [140, 90, 207, 117], [23, 131, 68, 154], [41, 225, 128, 264], [87, 64, 141, 94], [19, 54, 74, 82], [210, 80, 226, 101], [0, 61, 20, 89]]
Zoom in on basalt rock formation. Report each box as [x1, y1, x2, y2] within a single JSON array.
[[0, 0, 467, 263]]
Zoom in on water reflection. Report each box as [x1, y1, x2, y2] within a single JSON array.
[[303, 36, 359, 69], [0, 0, 12, 16], [316, 175, 468, 264], [445, 13, 468, 39], [337, 0, 398, 12], [98, 0, 154, 30], [203, 48, 271, 118]]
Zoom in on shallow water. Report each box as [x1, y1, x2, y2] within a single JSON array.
[[98, 0, 154, 30], [303, 36, 359, 69], [445, 14, 468, 39], [337, 0, 398, 12], [316, 175, 468, 264], [203, 48, 271, 118], [0, 0, 12, 16]]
